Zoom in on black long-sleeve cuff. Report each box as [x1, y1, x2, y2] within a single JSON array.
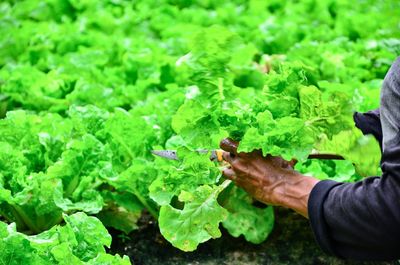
[[308, 180, 343, 257], [353, 109, 383, 150]]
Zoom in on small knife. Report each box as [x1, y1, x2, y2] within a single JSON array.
[[151, 150, 344, 162]]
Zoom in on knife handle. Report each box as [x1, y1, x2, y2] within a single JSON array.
[[210, 150, 224, 162], [210, 150, 344, 162], [308, 153, 344, 160]]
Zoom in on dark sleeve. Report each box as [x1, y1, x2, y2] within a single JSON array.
[[308, 143, 400, 261], [353, 109, 383, 151]]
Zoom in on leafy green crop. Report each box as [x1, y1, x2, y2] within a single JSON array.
[[159, 181, 230, 251], [0, 0, 399, 261], [0, 212, 130, 264]]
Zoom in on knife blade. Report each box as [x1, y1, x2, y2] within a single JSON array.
[[151, 150, 344, 162]]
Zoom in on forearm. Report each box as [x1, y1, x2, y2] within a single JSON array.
[[272, 171, 320, 218]]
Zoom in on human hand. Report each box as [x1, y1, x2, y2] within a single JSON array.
[[220, 138, 319, 217], [220, 138, 296, 205]]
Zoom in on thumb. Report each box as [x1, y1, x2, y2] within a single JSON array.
[[288, 159, 298, 168]]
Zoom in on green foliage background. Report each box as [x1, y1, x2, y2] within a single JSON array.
[[0, 0, 399, 263]]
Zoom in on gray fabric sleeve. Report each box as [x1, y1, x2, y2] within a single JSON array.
[[380, 57, 400, 151]]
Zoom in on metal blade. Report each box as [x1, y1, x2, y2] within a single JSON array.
[[152, 149, 224, 162], [151, 150, 214, 160], [151, 150, 179, 160]]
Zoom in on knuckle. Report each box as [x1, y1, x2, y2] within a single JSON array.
[[231, 160, 240, 168]]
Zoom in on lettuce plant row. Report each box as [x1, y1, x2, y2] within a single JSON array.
[[0, 0, 399, 263]]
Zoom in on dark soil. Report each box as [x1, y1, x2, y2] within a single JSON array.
[[108, 208, 399, 265]]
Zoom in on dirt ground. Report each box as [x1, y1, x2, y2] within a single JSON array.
[[108, 207, 398, 265]]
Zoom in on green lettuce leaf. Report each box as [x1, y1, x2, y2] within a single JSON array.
[[317, 128, 382, 177], [158, 181, 230, 251], [0, 213, 130, 265], [221, 186, 274, 244], [149, 148, 221, 206], [48, 134, 111, 214]]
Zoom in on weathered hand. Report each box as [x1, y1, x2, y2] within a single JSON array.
[[220, 138, 296, 205], [220, 138, 319, 217]]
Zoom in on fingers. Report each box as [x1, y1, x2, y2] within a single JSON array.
[[222, 151, 236, 163], [269, 156, 296, 169], [222, 167, 236, 180], [219, 138, 239, 155], [288, 159, 298, 168]]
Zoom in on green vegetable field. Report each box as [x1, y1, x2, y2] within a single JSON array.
[[0, 0, 399, 264]]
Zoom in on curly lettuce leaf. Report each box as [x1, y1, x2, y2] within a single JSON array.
[[295, 159, 361, 182], [102, 158, 159, 220], [149, 148, 221, 206], [48, 134, 111, 214], [238, 116, 315, 161], [221, 186, 274, 244], [102, 108, 157, 170], [0, 213, 130, 265], [158, 182, 229, 251], [317, 128, 382, 177]]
